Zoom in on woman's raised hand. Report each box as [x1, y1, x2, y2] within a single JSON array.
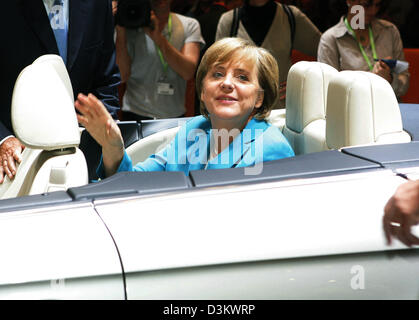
[[75, 93, 124, 176]]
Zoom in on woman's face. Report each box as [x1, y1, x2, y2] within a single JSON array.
[[201, 58, 264, 125], [348, 0, 382, 25]]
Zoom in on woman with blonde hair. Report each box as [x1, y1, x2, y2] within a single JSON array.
[[76, 37, 294, 178]]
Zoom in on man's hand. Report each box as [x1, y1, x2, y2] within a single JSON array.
[[383, 180, 419, 247], [0, 137, 24, 184]]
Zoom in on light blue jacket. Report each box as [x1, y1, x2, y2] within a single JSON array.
[[98, 116, 294, 177]]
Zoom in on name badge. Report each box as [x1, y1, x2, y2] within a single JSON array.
[[157, 82, 174, 95]]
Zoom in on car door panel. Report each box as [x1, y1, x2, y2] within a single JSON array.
[[0, 203, 125, 299]]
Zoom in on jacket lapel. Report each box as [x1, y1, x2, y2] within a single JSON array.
[[67, 0, 90, 71], [20, 0, 59, 55], [207, 119, 268, 170], [186, 129, 211, 172]]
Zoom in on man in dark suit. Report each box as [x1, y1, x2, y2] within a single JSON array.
[[0, 0, 121, 183]]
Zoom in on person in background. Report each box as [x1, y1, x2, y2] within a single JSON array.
[[170, 0, 196, 15], [383, 179, 419, 247], [225, 0, 244, 10], [115, 0, 205, 121], [75, 38, 294, 178], [215, 0, 321, 108], [193, 1, 227, 52], [192, 0, 243, 53], [0, 0, 120, 184], [281, 0, 338, 33], [318, 0, 410, 99]]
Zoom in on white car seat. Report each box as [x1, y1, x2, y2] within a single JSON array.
[[126, 126, 181, 164], [326, 71, 411, 150], [0, 55, 88, 199], [31, 55, 74, 99], [266, 109, 286, 132], [282, 61, 338, 155]]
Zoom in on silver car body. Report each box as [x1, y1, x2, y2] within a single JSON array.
[[0, 142, 418, 299]]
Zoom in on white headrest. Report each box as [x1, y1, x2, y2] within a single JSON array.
[[33, 55, 74, 101], [326, 71, 405, 149], [11, 55, 80, 150], [286, 61, 338, 133]]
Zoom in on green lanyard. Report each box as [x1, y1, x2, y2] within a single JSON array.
[[155, 14, 172, 76], [344, 17, 377, 71]]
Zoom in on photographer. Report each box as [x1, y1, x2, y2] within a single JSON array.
[[115, 0, 205, 121]]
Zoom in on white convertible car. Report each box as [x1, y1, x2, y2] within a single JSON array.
[[0, 55, 418, 300]]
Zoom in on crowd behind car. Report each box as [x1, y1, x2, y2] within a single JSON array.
[[114, 0, 417, 117]]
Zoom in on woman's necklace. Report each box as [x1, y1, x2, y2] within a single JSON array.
[[358, 30, 370, 47]]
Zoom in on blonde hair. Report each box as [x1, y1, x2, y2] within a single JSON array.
[[196, 37, 280, 120]]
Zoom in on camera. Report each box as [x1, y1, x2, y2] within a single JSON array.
[[115, 0, 151, 29]]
